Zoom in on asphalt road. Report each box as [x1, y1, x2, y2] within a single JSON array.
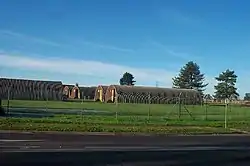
[[1, 131, 250, 166]]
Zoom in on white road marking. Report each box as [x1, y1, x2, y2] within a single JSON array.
[[2, 147, 250, 152], [1, 145, 41, 149], [0, 139, 43, 142], [2, 146, 250, 153], [83, 146, 250, 151]]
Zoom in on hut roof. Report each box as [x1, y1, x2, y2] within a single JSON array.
[[0, 78, 63, 90], [0, 78, 63, 100], [79, 86, 96, 91], [0, 78, 62, 83], [0, 78, 62, 87], [63, 84, 75, 89], [111, 85, 199, 96]]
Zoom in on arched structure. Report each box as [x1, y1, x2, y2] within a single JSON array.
[[0, 78, 63, 101], [94, 85, 108, 102], [69, 85, 80, 99], [105, 85, 202, 104], [79, 86, 97, 100], [62, 86, 70, 99]]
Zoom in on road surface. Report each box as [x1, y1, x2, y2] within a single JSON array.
[[1, 131, 250, 165]]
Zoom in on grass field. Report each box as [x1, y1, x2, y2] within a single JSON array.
[[1, 100, 250, 134]]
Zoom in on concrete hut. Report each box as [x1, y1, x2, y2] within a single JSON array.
[[68, 84, 80, 99], [105, 85, 202, 104], [94, 85, 108, 102], [62, 85, 74, 100], [62, 85, 70, 98], [79, 86, 97, 100], [0, 78, 63, 101]]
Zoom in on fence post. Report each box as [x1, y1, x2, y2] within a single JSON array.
[[205, 101, 208, 121], [0, 98, 2, 113], [81, 109, 83, 121], [81, 91, 84, 104], [178, 93, 182, 120], [7, 88, 10, 115], [204, 98, 208, 121], [46, 91, 48, 112], [224, 99, 229, 129], [203, 94, 210, 121], [115, 94, 118, 120], [148, 93, 151, 120]]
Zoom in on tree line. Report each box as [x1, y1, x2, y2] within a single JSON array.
[[119, 61, 249, 100]]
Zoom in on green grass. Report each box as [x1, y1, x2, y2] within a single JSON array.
[[1, 100, 250, 134], [2, 100, 250, 120], [0, 117, 240, 134]]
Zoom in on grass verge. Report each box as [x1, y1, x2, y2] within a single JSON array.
[[0, 117, 245, 135]]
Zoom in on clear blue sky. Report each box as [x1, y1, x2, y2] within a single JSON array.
[[0, 0, 249, 97]]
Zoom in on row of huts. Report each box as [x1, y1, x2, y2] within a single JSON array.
[[0, 78, 202, 104], [0, 78, 96, 101], [94, 85, 201, 104], [0, 78, 63, 100]]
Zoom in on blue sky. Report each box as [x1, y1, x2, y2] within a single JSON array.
[[0, 0, 249, 97]]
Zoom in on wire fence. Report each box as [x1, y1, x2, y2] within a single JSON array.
[[1, 89, 250, 130], [116, 93, 201, 105]]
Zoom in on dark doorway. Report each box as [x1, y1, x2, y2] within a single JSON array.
[[74, 88, 79, 99]]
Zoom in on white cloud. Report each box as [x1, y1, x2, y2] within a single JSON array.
[[157, 8, 203, 26], [204, 76, 217, 95], [1, 53, 247, 97], [81, 41, 135, 53], [0, 30, 63, 47], [150, 40, 200, 60], [0, 53, 176, 87], [0, 29, 134, 53]]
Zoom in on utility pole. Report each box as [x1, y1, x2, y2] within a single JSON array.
[[156, 81, 159, 88]]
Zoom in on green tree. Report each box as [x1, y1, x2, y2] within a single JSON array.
[[120, 72, 136, 86], [172, 61, 208, 93], [244, 93, 250, 101], [214, 69, 239, 99]]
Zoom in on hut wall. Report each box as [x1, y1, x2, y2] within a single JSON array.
[[69, 86, 80, 99], [94, 85, 108, 102], [62, 85, 71, 101], [79, 87, 96, 100], [0, 78, 63, 101], [63, 86, 70, 97], [105, 85, 117, 102]]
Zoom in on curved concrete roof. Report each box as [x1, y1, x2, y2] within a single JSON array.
[[110, 85, 199, 96]]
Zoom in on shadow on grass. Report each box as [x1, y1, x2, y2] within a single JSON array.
[[2, 107, 115, 118], [0, 106, 6, 116], [4, 112, 55, 118]]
